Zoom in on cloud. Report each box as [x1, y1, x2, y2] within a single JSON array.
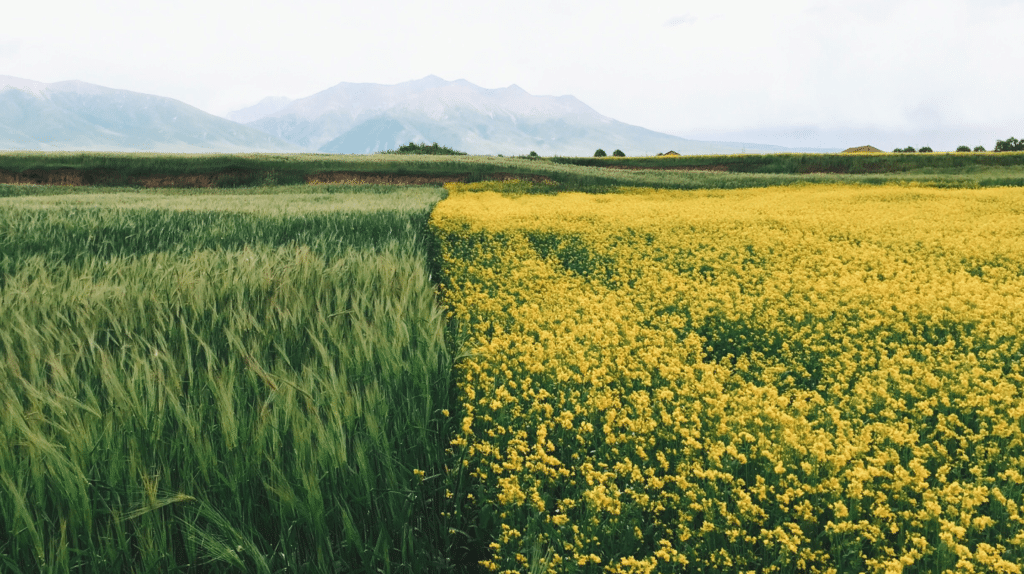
[[664, 14, 698, 27]]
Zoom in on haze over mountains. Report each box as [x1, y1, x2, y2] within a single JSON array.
[[1, 75, 836, 155], [229, 75, 834, 155], [0, 76, 301, 153]]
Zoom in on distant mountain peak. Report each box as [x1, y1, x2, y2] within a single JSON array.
[[0, 75, 49, 95], [1, 74, 832, 155], [405, 75, 449, 88], [231, 75, 811, 156]]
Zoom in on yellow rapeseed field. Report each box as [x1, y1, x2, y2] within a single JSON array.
[[431, 182, 1024, 573]]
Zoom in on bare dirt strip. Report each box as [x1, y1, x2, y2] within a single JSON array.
[[0, 169, 249, 188], [0, 169, 555, 187], [602, 164, 730, 172]]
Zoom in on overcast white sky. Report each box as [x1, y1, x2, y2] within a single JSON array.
[[3, 0, 1022, 150]]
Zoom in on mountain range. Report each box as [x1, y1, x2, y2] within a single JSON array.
[[0, 75, 300, 153], [1, 75, 836, 155]]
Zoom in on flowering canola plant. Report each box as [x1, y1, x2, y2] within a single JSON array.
[[430, 182, 1024, 573]]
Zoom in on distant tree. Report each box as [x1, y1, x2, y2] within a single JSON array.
[[612, 149, 625, 157], [994, 137, 1024, 152], [893, 148, 902, 153], [902, 146, 916, 153], [919, 146, 933, 153], [973, 145, 986, 152], [528, 151, 539, 158], [380, 141, 468, 155], [594, 149, 607, 157], [956, 145, 971, 152]]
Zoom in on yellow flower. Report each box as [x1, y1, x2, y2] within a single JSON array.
[[431, 182, 1024, 572]]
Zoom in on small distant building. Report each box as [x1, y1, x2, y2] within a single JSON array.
[[841, 145, 884, 154], [657, 151, 681, 157]]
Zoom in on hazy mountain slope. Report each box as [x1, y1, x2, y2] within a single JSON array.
[[0, 76, 303, 153], [0, 87, 99, 150], [241, 75, 814, 156], [0, 74, 831, 156], [225, 96, 292, 124]]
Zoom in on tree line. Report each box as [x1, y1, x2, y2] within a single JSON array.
[[898, 137, 1024, 153]]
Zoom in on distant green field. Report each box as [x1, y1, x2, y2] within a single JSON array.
[[550, 150, 1024, 173], [0, 186, 472, 573], [0, 189, 437, 271], [2, 151, 1023, 193]]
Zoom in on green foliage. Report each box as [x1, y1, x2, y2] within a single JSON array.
[[956, 145, 972, 152], [612, 149, 625, 157], [902, 146, 917, 153], [380, 142, 468, 155], [593, 149, 607, 157], [0, 191, 441, 270], [0, 189, 474, 573], [975, 145, 987, 152], [994, 137, 1024, 152], [546, 152, 1024, 190], [528, 151, 539, 158], [919, 146, 933, 153]]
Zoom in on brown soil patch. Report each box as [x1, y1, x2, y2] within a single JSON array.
[[0, 168, 558, 188], [307, 171, 555, 185], [603, 165, 730, 172], [484, 172, 556, 184], [307, 171, 470, 185], [0, 169, 256, 188], [0, 168, 88, 186], [136, 174, 219, 188]]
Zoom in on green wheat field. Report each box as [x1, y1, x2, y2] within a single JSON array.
[[0, 183, 466, 573]]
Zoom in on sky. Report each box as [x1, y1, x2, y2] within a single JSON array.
[[3, 0, 1022, 151]]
